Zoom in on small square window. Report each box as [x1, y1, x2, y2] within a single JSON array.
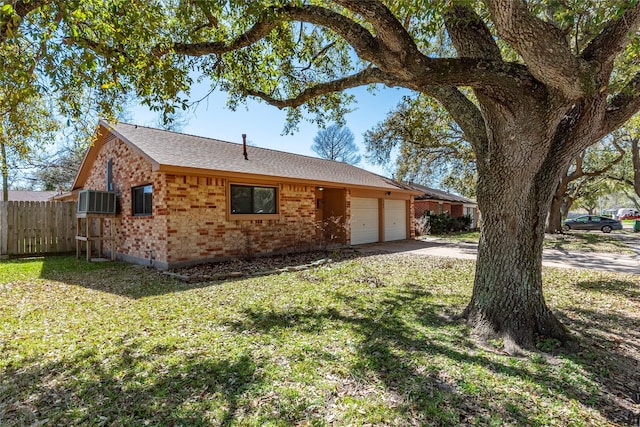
[[231, 184, 277, 214], [132, 184, 152, 216]]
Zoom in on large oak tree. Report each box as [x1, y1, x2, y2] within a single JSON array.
[[6, 1, 640, 351]]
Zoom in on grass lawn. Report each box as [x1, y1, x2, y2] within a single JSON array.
[[1, 255, 639, 426], [543, 232, 637, 254], [428, 230, 637, 254]]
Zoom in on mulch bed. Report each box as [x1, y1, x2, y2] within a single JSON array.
[[164, 249, 363, 283]]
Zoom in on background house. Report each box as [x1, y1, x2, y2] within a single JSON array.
[[411, 183, 479, 229], [0, 190, 57, 202], [71, 121, 419, 269]]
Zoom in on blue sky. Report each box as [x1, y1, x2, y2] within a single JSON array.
[[130, 83, 411, 177]]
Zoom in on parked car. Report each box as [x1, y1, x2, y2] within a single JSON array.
[[620, 213, 640, 220], [617, 208, 639, 219], [562, 215, 623, 233]]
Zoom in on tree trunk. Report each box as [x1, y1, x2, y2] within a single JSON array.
[[561, 198, 573, 219], [546, 183, 566, 233], [0, 141, 8, 202], [463, 148, 570, 352], [546, 162, 575, 233], [633, 138, 640, 198]]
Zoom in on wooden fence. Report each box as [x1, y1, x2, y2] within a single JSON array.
[[0, 201, 76, 257]]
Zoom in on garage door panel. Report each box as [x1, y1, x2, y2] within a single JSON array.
[[351, 197, 379, 245], [384, 199, 407, 241]]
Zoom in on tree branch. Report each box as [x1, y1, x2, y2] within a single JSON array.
[[581, 3, 640, 72], [170, 5, 382, 65], [62, 36, 128, 58], [161, 3, 540, 92], [421, 86, 489, 165], [567, 153, 584, 181], [243, 67, 400, 109], [484, 0, 593, 99], [605, 175, 634, 187], [0, 0, 49, 41], [633, 137, 640, 196], [332, 0, 420, 58], [582, 140, 626, 178], [444, 4, 501, 61], [298, 42, 337, 73], [600, 71, 640, 137], [193, 1, 219, 29]]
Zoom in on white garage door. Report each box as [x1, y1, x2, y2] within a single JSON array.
[[350, 197, 379, 245], [384, 199, 407, 241]]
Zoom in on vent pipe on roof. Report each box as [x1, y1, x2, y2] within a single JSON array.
[[242, 134, 248, 160]]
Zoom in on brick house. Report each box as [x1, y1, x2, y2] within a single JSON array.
[[411, 183, 479, 229], [70, 120, 418, 269]]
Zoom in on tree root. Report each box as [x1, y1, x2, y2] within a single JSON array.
[[457, 305, 575, 355]]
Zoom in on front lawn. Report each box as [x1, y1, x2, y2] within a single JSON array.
[[1, 255, 639, 425], [543, 231, 636, 254], [428, 230, 636, 254]]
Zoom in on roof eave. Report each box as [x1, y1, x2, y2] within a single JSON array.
[[156, 164, 421, 195]]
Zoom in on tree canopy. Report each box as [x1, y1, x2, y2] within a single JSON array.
[[364, 95, 476, 198], [6, 0, 640, 351], [0, 87, 58, 199]]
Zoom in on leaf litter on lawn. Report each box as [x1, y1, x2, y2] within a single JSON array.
[[1, 254, 639, 425]]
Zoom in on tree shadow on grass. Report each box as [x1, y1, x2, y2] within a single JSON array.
[[225, 281, 632, 425], [556, 306, 640, 424], [35, 256, 238, 299], [1, 338, 262, 426], [575, 279, 640, 299], [34, 253, 384, 299]]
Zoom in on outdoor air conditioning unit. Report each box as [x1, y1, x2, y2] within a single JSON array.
[[77, 190, 117, 214]]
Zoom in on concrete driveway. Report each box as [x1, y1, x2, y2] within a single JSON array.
[[355, 236, 640, 275]]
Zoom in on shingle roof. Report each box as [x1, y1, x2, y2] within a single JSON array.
[[0, 190, 57, 202], [102, 121, 412, 191], [410, 183, 476, 204]]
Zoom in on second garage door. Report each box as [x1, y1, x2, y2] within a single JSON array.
[[384, 199, 407, 241], [350, 197, 379, 245]]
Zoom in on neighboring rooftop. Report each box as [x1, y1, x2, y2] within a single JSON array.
[[0, 190, 57, 202], [76, 120, 414, 192], [410, 183, 476, 204]]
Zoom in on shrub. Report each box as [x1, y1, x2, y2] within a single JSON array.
[[315, 216, 347, 250], [423, 213, 472, 234]]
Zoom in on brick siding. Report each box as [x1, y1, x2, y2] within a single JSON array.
[[414, 200, 441, 218], [164, 177, 317, 264], [83, 138, 167, 264]]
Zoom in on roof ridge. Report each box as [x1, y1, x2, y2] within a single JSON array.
[[109, 121, 370, 170]]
